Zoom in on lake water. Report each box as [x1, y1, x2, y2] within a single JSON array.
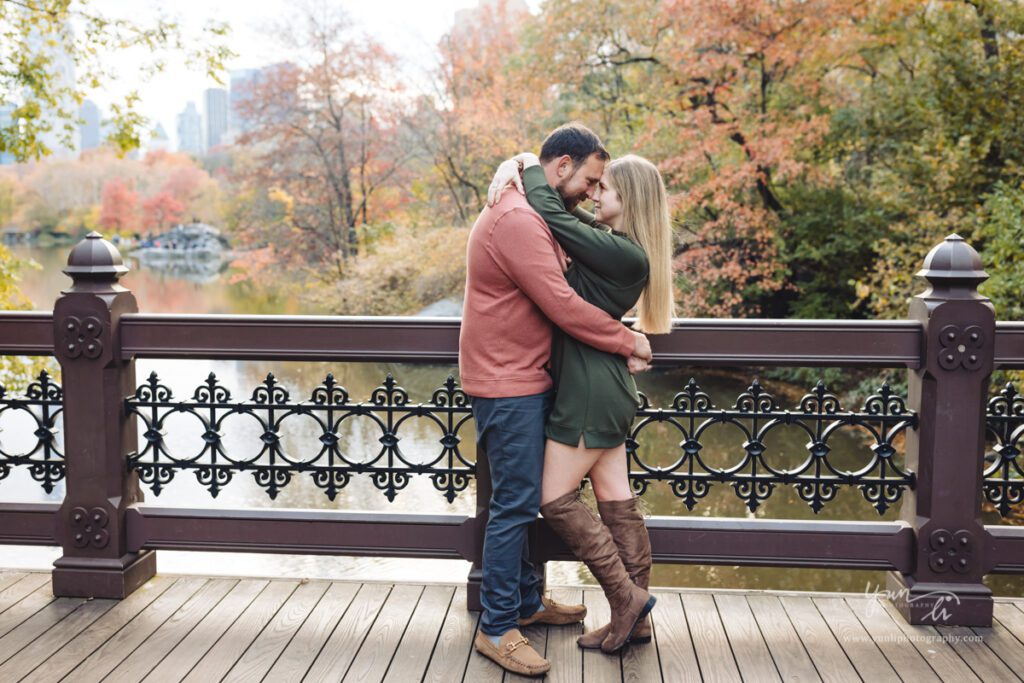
[[5, 245, 1022, 597]]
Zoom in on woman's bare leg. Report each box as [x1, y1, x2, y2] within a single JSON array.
[[588, 444, 633, 502], [540, 437, 603, 506]]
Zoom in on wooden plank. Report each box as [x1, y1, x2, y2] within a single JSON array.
[[102, 578, 238, 683], [681, 593, 742, 682], [0, 594, 116, 678], [141, 578, 268, 683], [0, 581, 55, 639], [264, 581, 360, 683], [934, 625, 1020, 682], [779, 596, 874, 683], [713, 594, 781, 682], [0, 571, 27, 596], [19, 576, 175, 683], [544, 587, 584, 683], [422, 586, 477, 683], [994, 602, 1024, 644], [746, 595, 821, 682], [979, 607, 1024, 675], [841, 597, 942, 683], [0, 594, 94, 666], [342, 583, 424, 682], [581, 588, 620, 683], [649, 591, 699, 683], [383, 584, 455, 683], [874, 599, 980, 682], [182, 580, 298, 683], [222, 580, 330, 683], [57, 577, 208, 683], [304, 582, 392, 683], [622, 595, 660, 683], [0, 573, 50, 620]]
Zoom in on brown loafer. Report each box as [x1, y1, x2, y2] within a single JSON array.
[[474, 628, 551, 677], [518, 595, 587, 626]]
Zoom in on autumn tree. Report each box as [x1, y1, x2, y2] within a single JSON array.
[[98, 177, 138, 232], [480, 0, 882, 317], [407, 0, 542, 224], [232, 3, 411, 278], [141, 191, 184, 232], [0, 175, 18, 227], [820, 0, 1024, 319]]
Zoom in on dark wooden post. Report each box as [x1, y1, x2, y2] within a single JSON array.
[[887, 234, 994, 626], [51, 232, 155, 598]]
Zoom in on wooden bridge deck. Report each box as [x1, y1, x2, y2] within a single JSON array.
[[1, 570, 1022, 682]]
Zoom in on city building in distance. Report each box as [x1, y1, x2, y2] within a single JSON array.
[[204, 87, 228, 151], [177, 101, 203, 155], [79, 99, 101, 152]]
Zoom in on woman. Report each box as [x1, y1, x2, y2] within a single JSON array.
[[488, 152, 675, 653]]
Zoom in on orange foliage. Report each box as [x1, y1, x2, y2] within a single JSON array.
[[99, 177, 139, 233], [141, 191, 185, 232]]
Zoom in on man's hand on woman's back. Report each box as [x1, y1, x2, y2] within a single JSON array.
[[627, 355, 650, 375], [630, 330, 652, 361]]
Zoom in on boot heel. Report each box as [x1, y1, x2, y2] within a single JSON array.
[[639, 595, 656, 620]]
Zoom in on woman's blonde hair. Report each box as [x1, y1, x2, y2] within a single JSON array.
[[607, 154, 675, 334]]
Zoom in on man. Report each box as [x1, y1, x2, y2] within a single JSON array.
[[459, 123, 652, 677]]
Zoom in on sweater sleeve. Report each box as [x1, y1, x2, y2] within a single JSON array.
[[522, 165, 647, 284], [488, 208, 636, 358]]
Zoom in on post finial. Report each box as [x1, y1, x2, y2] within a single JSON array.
[[916, 233, 987, 290], [63, 231, 129, 284]]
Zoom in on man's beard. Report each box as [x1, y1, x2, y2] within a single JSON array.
[[555, 178, 588, 211]]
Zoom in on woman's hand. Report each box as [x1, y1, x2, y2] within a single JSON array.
[[487, 158, 524, 207]]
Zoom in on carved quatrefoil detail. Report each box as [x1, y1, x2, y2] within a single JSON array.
[[60, 316, 104, 361], [937, 325, 984, 372], [69, 506, 110, 549], [928, 528, 973, 574]]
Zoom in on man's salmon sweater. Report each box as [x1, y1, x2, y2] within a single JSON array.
[[458, 189, 635, 399]]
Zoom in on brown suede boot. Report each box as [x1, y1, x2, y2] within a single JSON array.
[[577, 497, 654, 649], [540, 490, 655, 654]]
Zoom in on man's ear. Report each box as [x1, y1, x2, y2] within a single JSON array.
[[556, 155, 574, 179]]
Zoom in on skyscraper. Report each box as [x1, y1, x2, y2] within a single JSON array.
[[176, 101, 203, 155], [79, 99, 101, 152], [228, 68, 259, 142], [204, 88, 228, 150]]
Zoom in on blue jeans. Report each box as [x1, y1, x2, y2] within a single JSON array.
[[472, 390, 551, 636]]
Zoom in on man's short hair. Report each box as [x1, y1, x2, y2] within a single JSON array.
[[539, 123, 610, 168]]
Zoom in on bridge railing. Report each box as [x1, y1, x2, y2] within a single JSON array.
[[0, 231, 1021, 627]]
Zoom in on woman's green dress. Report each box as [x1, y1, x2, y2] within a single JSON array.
[[522, 165, 650, 449]]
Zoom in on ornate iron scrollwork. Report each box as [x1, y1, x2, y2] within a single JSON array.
[[626, 379, 917, 515], [0, 370, 65, 492], [984, 382, 1024, 517], [125, 372, 916, 514], [126, 371, 476, 503]]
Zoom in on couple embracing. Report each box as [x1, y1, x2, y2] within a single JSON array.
[[458, 122, 675, 677]]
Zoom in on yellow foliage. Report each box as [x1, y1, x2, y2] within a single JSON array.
[[313, 226, 468, 315]]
